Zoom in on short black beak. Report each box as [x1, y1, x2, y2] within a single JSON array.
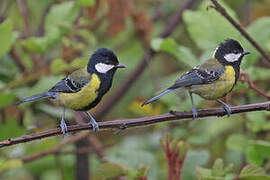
[[115, 63, 126, 68], [243, 50, 251, 55]]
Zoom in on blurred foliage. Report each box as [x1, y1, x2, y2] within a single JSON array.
[[0, 0, 269, 179]]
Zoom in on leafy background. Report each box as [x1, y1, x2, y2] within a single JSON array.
[[0, 0, 270, 179]]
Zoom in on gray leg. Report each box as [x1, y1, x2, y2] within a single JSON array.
[[60, 107, 68, 134], [216, 99, 231, 117], [189, 91, 198, 119], [86, 112, 99, 132]]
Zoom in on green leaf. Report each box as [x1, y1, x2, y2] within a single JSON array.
[[99, 163, 126, 179], [226, 134, 249, 152], [51, 59, 69, 74], [70, 58, 88, 69], [106, 134, 161, 179], [183, 150, 210, 180], [245, 67, 270, 81], [239, 165, 270, 180], [246, 146, 263, 166], [0, 93, 16, 108], [0, 159, 23, 173], [0, 19, 13, 58], [246, 112, 267, 132], [187, 131, 211, 145], [196, 159, 235, 180], [151, 38, 198, 68], [246, 141, 270, 166], [249, 141, 270, 159], [150, 38, 163, 51], [77, 29, 97, 45], [21, 37, 47, 53], [0, 119, 25, 140], [212, 159, 225, 177], [76, 0, 95, 7], [242, 17, 270, 68], [133, 165, 150, 179], [45, 1, 78, 35], [22, 2, 79, 53], [196, 167, 213, 180], [183, 0, 240, 51], [28, 75, 63, 96]]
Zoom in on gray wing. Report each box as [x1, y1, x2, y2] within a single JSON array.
[[49, 68, 91, 93], [169, 65, 225, 89]]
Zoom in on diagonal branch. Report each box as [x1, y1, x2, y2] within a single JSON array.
[[10, 48, 27, 72], [210, 0, 270, 66], [93, 0, 197, 119], [240, 70, 270, 100], [1, 101, 269, 148], [21, 132, 90, 163]]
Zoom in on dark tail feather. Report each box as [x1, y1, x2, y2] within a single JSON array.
[[141, 89, 175, 106], [15, 92, 57, 105]]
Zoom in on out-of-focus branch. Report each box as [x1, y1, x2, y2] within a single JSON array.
[[1, 101, 269, 148], [240, 70, 270, 100], [10, 48, 27, 72], [93, 0, 197, 119], [16, 0, 42, 68], [87, 135, 106, 159], [21, 132, 90, 163], [0, 65, 50, 92], [16, 0, 30, 37], [210, 0, 270, 66], [75, 139, 89, 180]]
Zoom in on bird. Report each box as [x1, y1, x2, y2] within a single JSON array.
[[16, 48, 126, 134], [142, 39, 250, 118]]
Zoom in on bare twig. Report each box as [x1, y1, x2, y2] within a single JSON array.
[[87, 135, 106, 159], [1, 101, 269, 148], [0, 65, 50, 92], [75, 139, 89, 180], [38, 4, 53, 36], [59, 147, 93, 155], [16, 0, 30, 37], [10, 48, 27, 72], [16, 0, 42, 68], [240, 70, 270, 100], [21, 132, 90, 163], [245, 0, 251, 26], [93, 0, 197, 119], [210, 0, 270, 66], [55, 155, 65, 180]]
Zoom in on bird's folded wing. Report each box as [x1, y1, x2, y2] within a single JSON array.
[[169, 59, 225, 89], [49, 68, 91, 93]]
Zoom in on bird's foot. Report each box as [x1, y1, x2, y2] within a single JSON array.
[[60, 119, 68, 134], [222, 104, 232, 117], [191, 106, 198, 120], [85, 112, 99, 132], [88, 119, 99, 132]]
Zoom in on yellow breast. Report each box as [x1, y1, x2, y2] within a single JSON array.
[[190, 66, 236, 100], [59, 74, 101, 110]]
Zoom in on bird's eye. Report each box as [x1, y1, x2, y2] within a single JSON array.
[[105, 61, 111, 65], [233, 50, 239, 54]]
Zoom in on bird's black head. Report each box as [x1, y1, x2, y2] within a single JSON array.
[[87, 48, 126, 77], [214, 39, 250, 66]]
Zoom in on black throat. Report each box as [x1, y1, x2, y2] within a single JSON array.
[[80, 66, 116, 111], [215, 54, 243, 85]]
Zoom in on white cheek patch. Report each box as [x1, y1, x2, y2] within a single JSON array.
[[224, 53, 242, 62], [95, 63, 114, 73]]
